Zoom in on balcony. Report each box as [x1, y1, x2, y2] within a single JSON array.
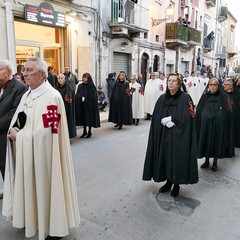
[[109, 0, 149, 37], [218, 6, 228, 22], [206, 0, 216, 8], [165, 22, 201, 50]]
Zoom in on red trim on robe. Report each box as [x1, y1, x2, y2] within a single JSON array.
[[188, 101, 195, 117]]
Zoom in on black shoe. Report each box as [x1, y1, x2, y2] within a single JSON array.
[[118, 125, 122, 130], [86, 132, 92, 138], [114, 124, 118, 128], [171, 185, 180, 197], [159, 180, 172, 193], [45, 236, 63, 240], [200, 160, 209, 168], [80, 132, 87, 138], [144, 117, 150, 120], [211, 158, 218, 171], [135, 122, 138, 126]]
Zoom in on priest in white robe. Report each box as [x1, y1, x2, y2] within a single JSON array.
[[129, 74, 144, 125], [144, 72, 162, 120], [2, 57, 80, 240]]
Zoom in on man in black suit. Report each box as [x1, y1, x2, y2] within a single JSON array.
[[0, 60, 27, 183]]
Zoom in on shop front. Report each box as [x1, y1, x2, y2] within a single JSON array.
[[14, 2, 66, 74], [15, 21, 62, 74]]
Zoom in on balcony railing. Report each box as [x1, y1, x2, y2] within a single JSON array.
[[165, 22, 201, 46], [206, 0, 216, 7], [111, 0, 149, 30]]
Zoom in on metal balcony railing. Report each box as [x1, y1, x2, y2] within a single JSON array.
[[166, 22, 201, 44], [111, 0, 149, 30]]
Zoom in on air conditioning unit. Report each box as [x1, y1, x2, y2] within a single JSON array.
[[181, 0, 190, 7]]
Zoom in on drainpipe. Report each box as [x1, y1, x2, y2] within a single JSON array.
[[4, 2, 16, 72]]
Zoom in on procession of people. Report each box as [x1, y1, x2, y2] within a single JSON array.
[[1, 56, 240, 239]]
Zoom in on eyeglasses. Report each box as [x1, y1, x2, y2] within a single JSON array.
[[21, 67, 34, 73]]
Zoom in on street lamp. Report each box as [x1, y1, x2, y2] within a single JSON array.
[[152, 4, 174, 27]]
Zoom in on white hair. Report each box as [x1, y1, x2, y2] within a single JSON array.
[[26, 57, 48, 77], [0, 60, 13, 74]]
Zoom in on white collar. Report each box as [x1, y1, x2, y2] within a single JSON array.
[[30, 80, 51, 99]]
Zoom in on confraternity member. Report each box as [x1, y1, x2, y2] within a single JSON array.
[[3, 57, 80, 240], [196, 77, 235, 171], [143, 73, 198, 197]]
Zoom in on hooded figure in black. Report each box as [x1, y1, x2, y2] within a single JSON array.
[[108, 71, 133, 129], [75, 73, 100, 138], [223, 78, 240, 148], [143, 73, 198, 198], [56, 73, 77, 139], [196, 77, 235, 171]]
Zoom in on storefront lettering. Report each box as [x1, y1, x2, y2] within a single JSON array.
[[40, 12, 54, 19], [25, 3, 65, 27], [41, 7, 53, 14]]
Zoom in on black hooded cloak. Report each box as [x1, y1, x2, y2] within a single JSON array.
[[143, 89, 198, 184], [75, 78, 100, 128], [108, 81, 133, 126], [196, 90, 235, 158], [56, 82, 77, 138]]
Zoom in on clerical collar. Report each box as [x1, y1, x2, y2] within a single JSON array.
[[30, 80, 51, 99]]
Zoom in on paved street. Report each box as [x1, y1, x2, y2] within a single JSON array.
[[1, 115, 240, 240]]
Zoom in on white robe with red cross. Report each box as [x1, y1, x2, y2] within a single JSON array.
[[2, 81, 80, 240]]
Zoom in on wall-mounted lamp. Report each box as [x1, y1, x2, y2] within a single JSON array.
[[152, 3, 174, 27], [66, 10, 77, 17]]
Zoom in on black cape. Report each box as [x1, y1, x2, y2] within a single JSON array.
[[196, 90, 235, 158], [108, 81, 133, 125], [75, 82, 100, 128], [56, 83, 77, 138], [227, 86, 240, 147], [143, 89, 198, 184]]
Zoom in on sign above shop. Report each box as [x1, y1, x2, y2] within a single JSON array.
[[25, 2, 65, 27]]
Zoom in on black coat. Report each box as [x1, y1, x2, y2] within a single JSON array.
[[56, 83, 77, 138], [226, 91, 240, 148], [108, 81, 133, 126], [143, 89, 198, 185], [0, 77, 27, 178], [75, 82, 100, 128], [196, 91, 235, 158], [47, 72, 58, 88]]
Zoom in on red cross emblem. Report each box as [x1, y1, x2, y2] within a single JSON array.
[[42, 105, 61, 134], [188, 101, 195, 117]]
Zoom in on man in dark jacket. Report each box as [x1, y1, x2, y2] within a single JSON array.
[[0, 60, 27, 182], [47, 66, 58, 88], [63, 66, 79, 92]]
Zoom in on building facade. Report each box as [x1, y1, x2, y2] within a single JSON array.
[[0, 0, 238, 89]]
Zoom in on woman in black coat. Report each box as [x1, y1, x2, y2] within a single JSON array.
[[75, 73, 100, 138], [56, 74, 76, 139], [223, 78, 240, 147], [196, 78, 235, 171], [108, 71, 133, 129], [143, 73, 198, 197]]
